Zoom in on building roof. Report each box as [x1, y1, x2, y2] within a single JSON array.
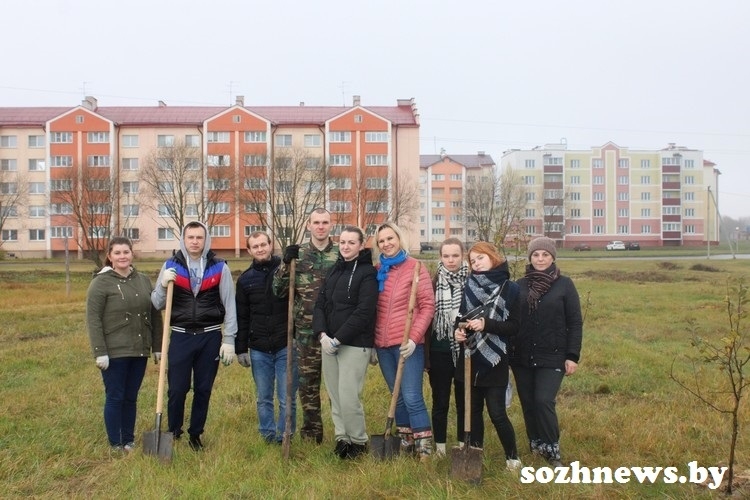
[[0, 102, 419, 127], [420, 153, 495, 169]]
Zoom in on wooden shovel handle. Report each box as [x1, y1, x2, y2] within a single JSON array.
[[155, 281, 173, 415], [282, 259, 296, 459]]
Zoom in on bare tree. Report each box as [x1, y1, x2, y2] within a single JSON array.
[[0, 169, 26, 249], [464, 168, 500, 242], [139, 140, 228, 235], [242, 148, 329, 248], [491, 166, 528, 248], [52, 164, 114, 268]]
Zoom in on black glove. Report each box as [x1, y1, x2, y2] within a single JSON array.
[[283, 244, 300, 264]]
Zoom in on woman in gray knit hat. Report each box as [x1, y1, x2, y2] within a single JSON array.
[[508, 236, 582, 467]]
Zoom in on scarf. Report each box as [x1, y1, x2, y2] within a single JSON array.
[[462, 265, 516, 375], [525, 262, 561, 313], [433, 261, 469, 364], [376, 249, 408, 292]]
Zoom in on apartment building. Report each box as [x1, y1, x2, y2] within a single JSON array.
[[0, 96, 420, 258], [502, 141, 721, 248], [419, 151, 496, 246]]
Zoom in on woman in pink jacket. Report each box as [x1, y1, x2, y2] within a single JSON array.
[[374, 222, 435, 460]]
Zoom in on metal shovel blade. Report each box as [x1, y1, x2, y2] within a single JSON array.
[[370, 434, 401, 459], [143, 429, 173, 462], [450, 445, 483, 484]]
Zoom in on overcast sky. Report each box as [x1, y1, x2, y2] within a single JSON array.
[[2, 0, 747, 217]]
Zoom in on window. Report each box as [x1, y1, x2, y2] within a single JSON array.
[[276, 203, 293, 216], [158, 228, 175, 240], [88, 179, 109, 191], [593, 176, 604, 185], [87, 132, 110, 143], [244, 154, 265, 166], [365, 131, 388, 142], [1, 136, 18, 148], [185, 204, 199, 216], [275, 157, 292, 170], [592, 159, 603, 168], [618, 159, 629, 168], [157, 135, 174, 147], [366, 177, 387, 189], [642, 225, 652, 234], [122, 158, 139, 171], [366, 201, 388, 213], [431, 201, 445, 208], [365, 154, 388, 166], [431, 228, 445, 236], [184, 181, 199, 193], [684, 192, 695, 201], [663, 206, 680, 215], [0, 182, 18, 194], [662, 157, 680, 166], [663, 223, 680, 231], [88, 155, 110, 167], [276, 181, 292, 193], [244, 178, 266, 189], [449, 187, 461, 195], [570, 192, 581, 201], [122, 181, 139, 194], [329, 178, 351, 189], [122, 135, 139, 147], [684, 176, 695, 185], [245, 202, 264, 213], [431, 174, 445, 181], [526, 192, 535, 201], [1, 159, 17, 171], [28, 135, 45, 148], [641, 208, 651, 217], [158, 204, 175, 217], [207, 154, 230, 167], [50, 132, 73, 143], [29, 206, 45, 217], [640, 175, 651, 184], [329, 131, 351, 143], [641, 192, 650, 201], [450, 214, 462, 222], [76, 115, 84, 124], [593, 208, 604, 217], [209, 225, 230, 237], [329, 155, 351, 166], [618, 208, 629, 217], [122, 228, 140, 240], [525, 209, 536, 217], [233, 115, 241, 123], [618, 192, 629, 201], [684, 224, 696, 234], [523, 176, 534, 185], [29, 229, 45, 241], [157, 181, 173, 194], [569, 175, 580, 184], [2, 205, 17, 217], [618, 225, 629, 234], [545, 156, 563, 165], [305, 158, 321, 170], [185, 158, 200, 170], [593, 192, 604, 201], [304, 134, 321, 147], [185, 134, 201, 148], [570, 159, 580, 169], [244, 225, 267, 236], [51, 156, 73, 167], [641, 159, 650, 168], [275, 134, 292, 147], [684, 159, 695, 168], [2, 229, 18, 241], [208, 201, 230, 214], [88, 203, 111, 214], [328, 201, 352, 213], [123, 205, 139, 216], [593, 225, 604, 234], [685, 208, 695, 217], [618, 176, 628, 185], [570, 225, 581, 234], [449, 173, 462, 181], [354, 115, 363, 123], [245, 131, 267, 143], [207, 131, 230, 143], [570, 208, 581, 217], [29, 182, 45, 194], [524, 159, 535, 168], [207, 178, 230, 190], [50, 203, 73, 214]]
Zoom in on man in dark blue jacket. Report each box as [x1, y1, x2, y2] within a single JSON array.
[[236, 231, 298, 444]]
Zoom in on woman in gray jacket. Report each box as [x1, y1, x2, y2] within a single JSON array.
[[86, 237, 163, 453]]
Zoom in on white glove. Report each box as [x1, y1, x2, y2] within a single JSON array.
[[237, 352, 251, 368], [219, 343, 235, 366], [95, 355, 109, 370], [399, 339, 416, 359], [161, 268, 177, 288], [153, 352, 161, 364], [320, 334, 340, 356]]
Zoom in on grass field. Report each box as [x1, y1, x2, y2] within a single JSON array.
[[0, 254, 748, 498]]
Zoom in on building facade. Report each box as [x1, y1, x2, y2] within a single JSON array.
[[0, 96, 421, 258], [502, 142, 721, 248]]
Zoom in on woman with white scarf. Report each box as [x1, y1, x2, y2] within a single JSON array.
[[425, 238, 469, 457]]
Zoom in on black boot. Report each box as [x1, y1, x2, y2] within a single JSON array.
[[345, 442, 368, 459], [334, 439, 350, 459]]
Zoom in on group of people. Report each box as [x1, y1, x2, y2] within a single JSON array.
[[86, 209, 582, 471]]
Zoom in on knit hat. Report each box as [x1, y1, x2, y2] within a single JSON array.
[[527, 237, 557, 260]]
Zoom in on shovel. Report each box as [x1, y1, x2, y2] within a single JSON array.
[[371, 262, 421, 459], [450, 346, 483, 484], [143, 281, 174, 462], [281, 259, 296, 460]]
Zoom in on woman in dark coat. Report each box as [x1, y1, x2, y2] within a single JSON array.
[[313, 226, 378, 459], [509, 236, 583, 467]]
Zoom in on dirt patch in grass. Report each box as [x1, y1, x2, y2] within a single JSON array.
[[581, 270, 676, 283], [690, 263, 720, 272], [18, 331, 61, 341]]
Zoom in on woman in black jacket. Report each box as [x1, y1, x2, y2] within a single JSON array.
[[509, 236, 582, 467], [313, 226, 378, 459]]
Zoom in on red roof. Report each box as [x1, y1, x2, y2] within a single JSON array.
[[420, 154, 496, 169]]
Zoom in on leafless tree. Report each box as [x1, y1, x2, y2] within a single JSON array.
[[491, 166, 529, 248], [139, 140, 229, 235], [0, 169, 26, 249], [464, 167, 500, 242], [241, 148, 329, 248]]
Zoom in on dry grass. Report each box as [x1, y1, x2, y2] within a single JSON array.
[[0, 257, 748, 498]]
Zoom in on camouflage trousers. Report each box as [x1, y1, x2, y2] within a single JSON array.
[[297, 329, 323, 442]]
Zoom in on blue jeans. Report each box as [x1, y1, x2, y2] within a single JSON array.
[[376, 344, 431, 433], [250, 346, 299, 442], [101, 356, 147, 446]]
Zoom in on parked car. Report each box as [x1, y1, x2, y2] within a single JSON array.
[[606, 240, 626, 251], [625, 241, 641, 250], [420, 242, 435, 252], [573, 243, 591, 251]]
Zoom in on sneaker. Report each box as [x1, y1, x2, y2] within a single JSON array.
[[110, 444, 124, 455], [188, 434, 204, 451], [434, 442, 446, 457], [506, 458, 523, 472], [123, 442, 136, 454], [334, 439, 350, 459]]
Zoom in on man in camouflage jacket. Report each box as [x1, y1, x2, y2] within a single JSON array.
[[274, 208, 338, 443]]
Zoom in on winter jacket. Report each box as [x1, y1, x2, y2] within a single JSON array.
[[236, 255, 290, 354], [509, 275, 582, 370], [312, 249, 378, 348], [168, 250, 227, 329], [374, 256, 435, 348], [86, 267, 163, 359]]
